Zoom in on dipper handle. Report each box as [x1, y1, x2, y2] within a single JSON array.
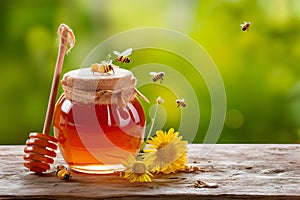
[[42, 24, 75, 134]]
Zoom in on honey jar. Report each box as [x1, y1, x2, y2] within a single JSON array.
[[53, 67, 146, 174]]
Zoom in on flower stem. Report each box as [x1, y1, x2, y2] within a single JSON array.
[[139, 102, 159, 153]]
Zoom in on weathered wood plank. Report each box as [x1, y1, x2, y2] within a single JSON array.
[[0, 144, 299, 199]]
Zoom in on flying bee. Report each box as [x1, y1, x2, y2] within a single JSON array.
[[176, 98, 186, 108], [113, 48, 132, 64], [241, 21, 251, 31], [56, 165, 71, 181], [91, 60, 117, 75], [149, 72, 165, 84]]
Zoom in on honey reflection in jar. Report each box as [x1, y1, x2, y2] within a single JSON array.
[[53, 96, 145, 174]]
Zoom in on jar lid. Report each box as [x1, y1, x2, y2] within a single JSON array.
[[61, 67, 137, 107]]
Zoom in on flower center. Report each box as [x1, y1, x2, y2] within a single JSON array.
[[156, 142, 177, 164], [132, 161, 147, 174]]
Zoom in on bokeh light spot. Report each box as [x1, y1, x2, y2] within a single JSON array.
[[225, 109, 244, 129]]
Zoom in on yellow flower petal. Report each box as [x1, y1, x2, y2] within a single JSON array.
[[144, 128, 188, 174], [122, 155, 153, 182]]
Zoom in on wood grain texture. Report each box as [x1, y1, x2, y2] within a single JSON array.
[[0, 144, 299, 200]]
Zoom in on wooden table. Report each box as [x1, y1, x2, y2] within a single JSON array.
[[0, 144, 299, 199]]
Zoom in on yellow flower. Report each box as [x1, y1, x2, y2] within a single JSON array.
[[145, 128, 188, 174], [122, 155, 153, 182]]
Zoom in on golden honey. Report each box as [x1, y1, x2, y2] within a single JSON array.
[[53, 67, 145, 174]]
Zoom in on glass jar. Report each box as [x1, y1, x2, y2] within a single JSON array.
[[53, 67, 146, 174]]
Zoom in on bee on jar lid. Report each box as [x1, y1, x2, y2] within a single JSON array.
[[91, 60, 117, 75], [241, 21, 251, 31], [91, 54, 119, 75]]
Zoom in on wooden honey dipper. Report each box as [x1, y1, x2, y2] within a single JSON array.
[[23, 24, 75, 173]]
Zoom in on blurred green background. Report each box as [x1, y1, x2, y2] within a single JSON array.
[[1, 0, 300, 144]]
